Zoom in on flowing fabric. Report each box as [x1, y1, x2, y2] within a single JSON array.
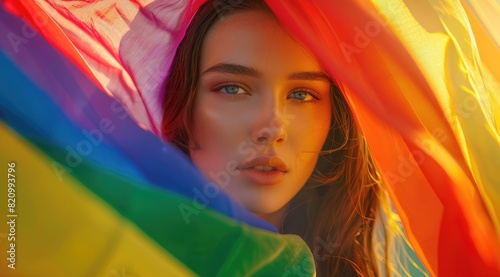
[[266, 1, 500, 276], [0, 0, 499, 276], [0, 13, 315, 276]]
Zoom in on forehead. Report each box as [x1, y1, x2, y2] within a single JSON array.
[[200, 10, 322, 74]]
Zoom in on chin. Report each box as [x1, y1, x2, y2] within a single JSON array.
[[243, 198, 287, 215]]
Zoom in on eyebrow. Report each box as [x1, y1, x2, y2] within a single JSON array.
[[288, 71, 331, 81], [202, 63, 331, 82], [203, 63, 260, 77]]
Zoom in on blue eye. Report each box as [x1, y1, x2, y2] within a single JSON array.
[[288, 89, 319, 102], [213, 83, 248, 96], [289, 91, 308, 100], [222, 85, 241, 94]]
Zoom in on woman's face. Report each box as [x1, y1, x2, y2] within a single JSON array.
[[190, 10, 332, 216]]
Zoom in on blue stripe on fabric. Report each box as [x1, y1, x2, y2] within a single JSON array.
[[0, 8, 277, 232]]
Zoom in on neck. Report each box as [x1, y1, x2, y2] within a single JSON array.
[[254, 203, 289, 233]]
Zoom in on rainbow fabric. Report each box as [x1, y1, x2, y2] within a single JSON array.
[[0, 0, 499, 276], [0, 7, 317, 277]]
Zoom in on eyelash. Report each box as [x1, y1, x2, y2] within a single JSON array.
[[211, 82, 248, 99], [289, 88, 321, 102], [211, 82, 321, 102]]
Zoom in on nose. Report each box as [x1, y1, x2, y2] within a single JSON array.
[[251, 105, 288, 145]]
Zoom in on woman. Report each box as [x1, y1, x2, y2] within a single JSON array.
[[162, 1, 380, 275], [2, 0, 498, 276]]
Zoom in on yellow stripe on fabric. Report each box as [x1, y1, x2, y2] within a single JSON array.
[[368, 0, 451, 131], [367, 0, 500, 274], [0, 122, 196, 277], [465, 0, 500, 49], [462, 0, 500, 236], [372, 0, 500, 247], [430, 0, 499, 243]]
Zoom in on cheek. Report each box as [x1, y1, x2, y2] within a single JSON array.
[[190, 94, 252, 175], [287, 105, 332, 152], [286, 104, 331, 177], [192, 96, 241, 151], [190, 110, 233, 186]]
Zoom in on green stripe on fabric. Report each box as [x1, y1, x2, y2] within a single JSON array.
[[5, 126, 315, 276]]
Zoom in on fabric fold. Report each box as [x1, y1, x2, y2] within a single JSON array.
[[1, 0, 499, 276]]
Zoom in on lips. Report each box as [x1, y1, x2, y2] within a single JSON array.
[[239, 156, 288, 172], [238, 156, 288, 186]]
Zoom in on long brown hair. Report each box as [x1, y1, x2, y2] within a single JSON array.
[[283, 84, 380, 276], [162, 1, 380, 276]]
